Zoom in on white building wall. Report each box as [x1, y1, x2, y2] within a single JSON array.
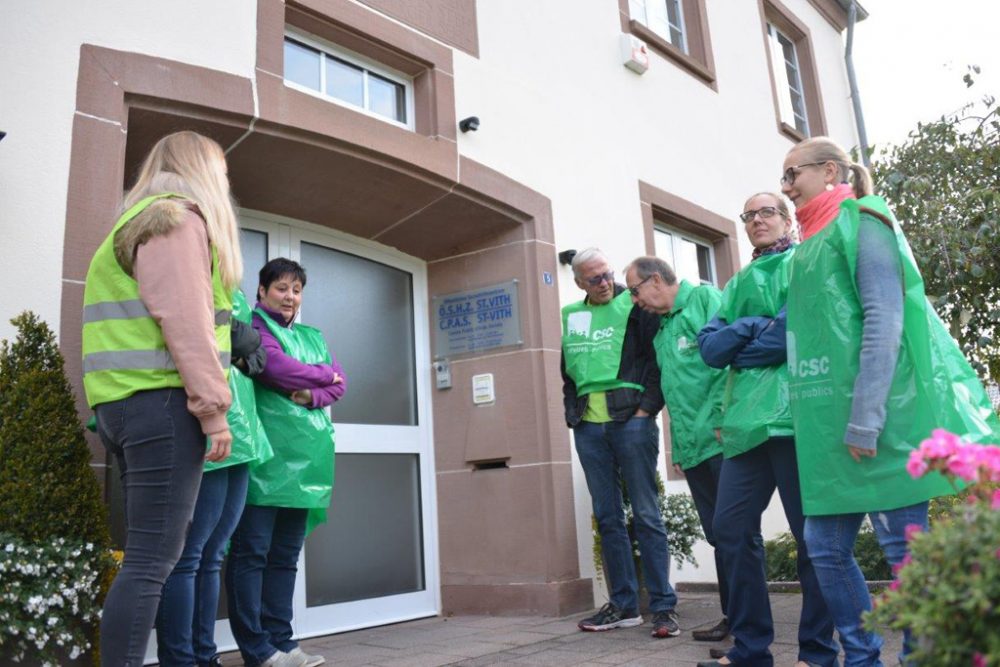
[[0, 0, 860, 598], [452, 0, 859, 592], [0, 0, 257, 343]]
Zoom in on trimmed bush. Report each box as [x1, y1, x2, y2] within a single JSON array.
[[0, 312, 112, 663]]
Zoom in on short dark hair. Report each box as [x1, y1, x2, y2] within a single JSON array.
[[258, 257, 307, 292], [628, 256, 677, 286]]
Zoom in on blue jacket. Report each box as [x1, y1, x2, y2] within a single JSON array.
[[697, 307, 787, 370]]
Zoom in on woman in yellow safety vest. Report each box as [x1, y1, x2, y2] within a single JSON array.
[[82, 131, 243, 667]]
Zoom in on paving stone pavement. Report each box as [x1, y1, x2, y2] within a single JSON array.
[[216, 592, 903, 666]]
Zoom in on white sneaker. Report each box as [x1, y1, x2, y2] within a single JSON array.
[[262, 650, 308, 667], [288, 647, 326, 667]]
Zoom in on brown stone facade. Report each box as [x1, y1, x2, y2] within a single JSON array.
[[62, 0, 590, 618]]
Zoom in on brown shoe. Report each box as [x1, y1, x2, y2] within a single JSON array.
[[692, 617, 730, 642]]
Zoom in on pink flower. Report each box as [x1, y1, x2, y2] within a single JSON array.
[[972, 652, 987, 667], [906, 450, 929, 478], [946, 445, 982, 482], [992, 488, 1000, 511], [978, 445, 1000, 482], [920, 429, 961, 459], [904, 524, 923, 542], [889, 579, 900, 591]]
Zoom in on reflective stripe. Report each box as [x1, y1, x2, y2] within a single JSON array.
[[84, 299, 231, 326], [83, 300, 150, 324], [83, 349, 231, 373]]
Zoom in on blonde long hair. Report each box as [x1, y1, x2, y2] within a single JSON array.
[[791, 136, 874, 199], [123, 131, 243, 290]]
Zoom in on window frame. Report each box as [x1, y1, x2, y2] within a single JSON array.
[[653, 225, 718, 287], [759, 0, 827, 142], [636, 181, 740, 480], [283, 27, 416, 131], [618, 0, 717, 88], [767, 22, 810, 136]]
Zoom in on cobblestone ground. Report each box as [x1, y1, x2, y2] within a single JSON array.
[[217, 592, 903, 666]]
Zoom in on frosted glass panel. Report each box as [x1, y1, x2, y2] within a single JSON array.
[[299, 242, 417, 426], [239, 228, 268, 304], [305, 454, 424, 606]]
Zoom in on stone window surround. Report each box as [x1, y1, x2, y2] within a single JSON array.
[[637, 181, 740, 479], [758, 0, 829, 142], [618, 0, 717, 90]]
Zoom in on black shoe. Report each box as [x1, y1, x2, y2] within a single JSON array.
[[692, 617, 730, 642], [578, 602, 643, 631], [650, 609, 680, 638], [198, 656, 223, 667], [709, 647, 729, 659], [696, 661, 727, 667]]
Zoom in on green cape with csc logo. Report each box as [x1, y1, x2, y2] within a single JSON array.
[[786, 196, 999, 516]]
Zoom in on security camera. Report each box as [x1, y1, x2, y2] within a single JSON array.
[[459, 116, 480, 133]]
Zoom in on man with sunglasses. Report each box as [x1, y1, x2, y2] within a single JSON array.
[[561, 248, 676, 638], [624, 255, 733, 649]]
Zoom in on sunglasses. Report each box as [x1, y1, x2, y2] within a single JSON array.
[[628, 275, 653, 297], [583, 270, 614, 287]]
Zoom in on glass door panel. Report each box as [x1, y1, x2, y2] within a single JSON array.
[[304, 453, 424, 607], [298, 242, 417, 426]]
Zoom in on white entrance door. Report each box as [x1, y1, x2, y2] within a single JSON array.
[[220, 211, 440, 645]]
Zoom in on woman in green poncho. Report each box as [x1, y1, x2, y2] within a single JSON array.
[[696, 193, 836, 667], [781, 136, 999, 665], [226, 258, 346, 667]]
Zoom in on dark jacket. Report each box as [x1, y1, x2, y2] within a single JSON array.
[[561, 284, 665, 426]]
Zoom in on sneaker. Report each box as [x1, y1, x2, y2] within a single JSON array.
[[262, 650, 308, 667], [650, 609, 681, 638], [288, 647, 326, 667], [577, 602, 643, 631], [692, 617, 730, 642], [197, 656, 223, 667]]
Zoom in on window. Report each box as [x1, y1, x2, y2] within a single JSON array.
[[283, 30, 411, 128], [629, 0, 687, 53], [760, 0, 827, 141], [767, 23, 809, 135], [619, 0, 716, 87], [654, 227, 716, 286]]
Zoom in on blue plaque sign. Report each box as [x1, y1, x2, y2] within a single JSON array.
[[432, 280, 522, 358]]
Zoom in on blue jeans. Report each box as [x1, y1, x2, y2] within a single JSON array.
[[713, 437, 838, 667], [683, 453, 732, 618], [156, 463, 250, 666], [574, 416, 677, 613], [805, 501, 929, 667], [226, 505, 308, 666], [96, 388, 206, 667]]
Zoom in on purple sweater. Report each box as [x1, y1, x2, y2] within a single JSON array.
[[252, 303, 347, 409]]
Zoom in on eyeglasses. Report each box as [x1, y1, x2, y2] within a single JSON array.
[[740, 206, 780, 223], [628, 275, 653, 297], [583, 270, 614, 287], [780, 162, 826, 186]]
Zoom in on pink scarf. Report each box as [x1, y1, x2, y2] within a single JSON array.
[[796, 183, 854, 240]]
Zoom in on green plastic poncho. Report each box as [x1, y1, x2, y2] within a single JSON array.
[[653, 280, 726, 470], [562, 291, 644, 395], [717, 250, 795, 457], [246, 308, 335, 532], [786, 196, 1000, 516], [205, 289, 273, 472]]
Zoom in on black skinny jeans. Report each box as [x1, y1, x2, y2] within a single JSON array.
[[96, 388, 206, 667]]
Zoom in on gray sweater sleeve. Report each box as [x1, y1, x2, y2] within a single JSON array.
[[845, 214, 904, 450]]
